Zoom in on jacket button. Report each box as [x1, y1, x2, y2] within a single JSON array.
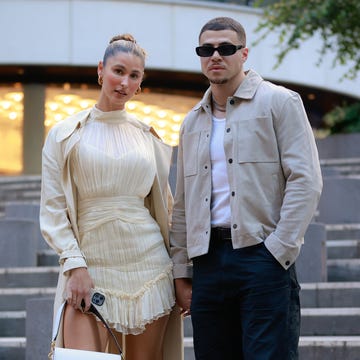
[[226, 128, 231, 133], [232, 224, 238, 229], [231, 191, 235, 196], [285, 260, 290, 266], [230, 99, 235, 105], [228, 158, 233, 164]]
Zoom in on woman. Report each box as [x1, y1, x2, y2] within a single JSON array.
[[40, 34, 182, 360]]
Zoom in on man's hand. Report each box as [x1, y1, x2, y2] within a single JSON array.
[[175, 278, 192, 317]]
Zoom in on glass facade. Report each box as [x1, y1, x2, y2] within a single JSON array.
[[0, 85, 23, 173], [0, 83, 200, 174], [45, 85, 199, 145]]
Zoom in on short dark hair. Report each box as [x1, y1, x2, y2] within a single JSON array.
[[199, 17, 246, 46]]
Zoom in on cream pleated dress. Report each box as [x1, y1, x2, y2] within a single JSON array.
[[71, 106, 175, 335]]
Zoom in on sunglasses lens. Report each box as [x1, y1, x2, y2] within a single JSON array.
[[196, 46, 213, 57], [218, 45, 236, 56], [196, 45, 239, 57]]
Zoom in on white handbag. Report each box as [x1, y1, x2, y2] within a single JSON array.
[[49, 301, 124, 359]]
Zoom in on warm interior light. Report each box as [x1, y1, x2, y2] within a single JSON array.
[[0, 89, 23, 173], [44, 91, 198, 146], [0, 87, 199, 174]]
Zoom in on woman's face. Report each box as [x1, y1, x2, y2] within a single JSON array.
[[97, 51, 144, 111]]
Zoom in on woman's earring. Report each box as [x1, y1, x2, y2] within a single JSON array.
[[135, 87, 141, 95], [98, 76, 103, 86]]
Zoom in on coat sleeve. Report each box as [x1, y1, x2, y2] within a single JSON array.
[[39, 128, 86, 274]]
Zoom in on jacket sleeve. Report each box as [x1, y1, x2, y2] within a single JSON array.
[[170, 123, 193, 279], [264, 92, 323, 269], [39, 128, 86, 274]]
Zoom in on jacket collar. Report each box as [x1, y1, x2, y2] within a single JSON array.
[[55, 109, 91, 143], [194, 69, 264, 111], [233, 70, 263, 99]]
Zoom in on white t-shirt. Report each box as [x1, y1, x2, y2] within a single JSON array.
[[210, 116, 231, 227]]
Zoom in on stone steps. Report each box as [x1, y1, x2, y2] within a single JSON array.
[[183, 336, 360, 360], [0, 337, 25, 360], [327, 239, 360, 259], [299, 336, 360, 360], [325, 223, 360, 240], [0, 287, 56, 311], [1, 167, 360, 359], [0, 176, 41, 214], [320, 157, 360, 176], [324, 224, 360, 282], [327, 259, 360, 282], [0, 266, 58, 288], [37, 249, 58, 267], [0, 311, 26, 337], [2, 313, 359, 359], [1, 279, 360, 358], [300, 308, 360, 336], [300, 282, 360, 308], [182, 307, 360, 338]]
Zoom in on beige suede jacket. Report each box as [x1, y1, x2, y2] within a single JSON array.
[[170, 70, 323, 278]]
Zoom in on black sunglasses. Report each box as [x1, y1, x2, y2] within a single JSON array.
[[195, 44, 244, 57]]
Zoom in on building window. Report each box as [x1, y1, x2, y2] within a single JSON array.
[[45, 84, 199, 146], [0, 85, 23, 174], [0, 83, 200, 174]]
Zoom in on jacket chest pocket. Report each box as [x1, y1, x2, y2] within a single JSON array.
[[182, 131, 201, 176], [235, 116, 279, 163]]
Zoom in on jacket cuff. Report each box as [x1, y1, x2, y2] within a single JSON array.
[[173, 263, 193, 279], [62, 257, 87, 275], [264, 232, 301, 270]]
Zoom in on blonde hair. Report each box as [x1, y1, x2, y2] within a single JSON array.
[[103, 33, 147, 66]]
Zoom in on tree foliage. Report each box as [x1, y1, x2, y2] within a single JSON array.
[[254, 0, 360, 79], [323, 102, 360, 134]]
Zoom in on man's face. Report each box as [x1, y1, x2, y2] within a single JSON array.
[[198, 29, 248, 85]]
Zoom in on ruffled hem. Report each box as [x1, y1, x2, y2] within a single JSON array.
[[93, 264, 175, 335]]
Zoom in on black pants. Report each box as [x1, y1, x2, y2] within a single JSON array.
[[190, 229, 300, 360]]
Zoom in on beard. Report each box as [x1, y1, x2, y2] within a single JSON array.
[[209, 77, 228, 85]]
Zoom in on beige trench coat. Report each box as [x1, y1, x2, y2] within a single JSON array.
[[40, 108, 183, 359]]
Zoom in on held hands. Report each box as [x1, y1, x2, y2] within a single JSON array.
[[65, 267, 94, 312], [174, 278, 192, 317]]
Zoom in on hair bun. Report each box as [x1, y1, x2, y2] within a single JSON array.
[[109, 33, 136, 44]]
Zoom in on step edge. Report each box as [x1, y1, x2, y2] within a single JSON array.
[[0, 267, 59, 274], [0, 337, 26, 347], [0, 287, 56, 295], [0, 311, 26, 318], [301, 307, 360, 315]]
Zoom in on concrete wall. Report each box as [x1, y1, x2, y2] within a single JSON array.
[[317, 133, 360, 159], [0, 0, 359, 99]]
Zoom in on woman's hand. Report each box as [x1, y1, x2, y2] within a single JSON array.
[[174, 278, 192, 317], [65, 267, 94, 311]]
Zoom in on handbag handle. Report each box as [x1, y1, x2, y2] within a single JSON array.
[[50, 301, 124, 359]]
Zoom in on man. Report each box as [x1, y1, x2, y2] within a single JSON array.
[[170, 17, 323, 359]]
